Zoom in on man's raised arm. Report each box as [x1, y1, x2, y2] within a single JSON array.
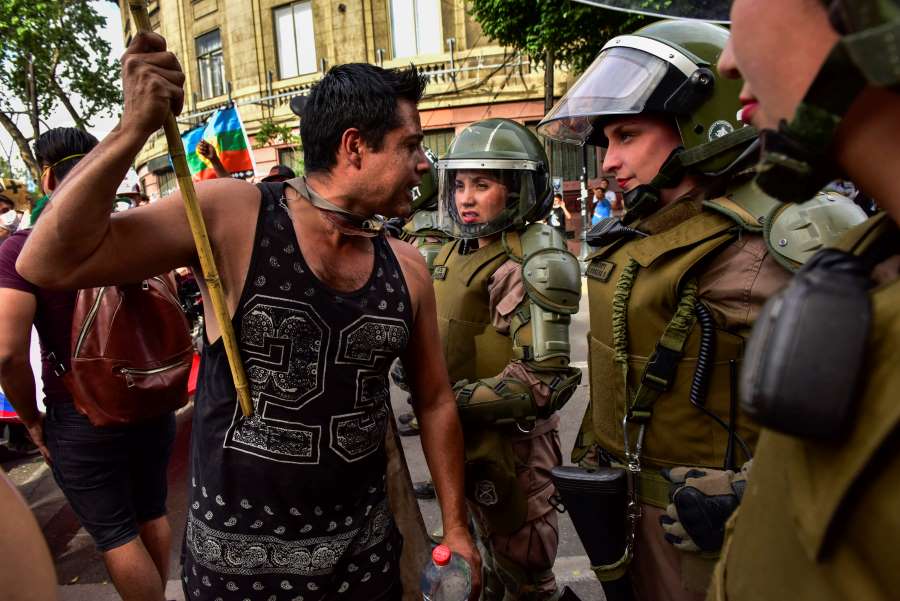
[[17, 32, 195, 289]]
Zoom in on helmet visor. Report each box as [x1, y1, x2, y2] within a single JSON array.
[[437, 164, 544, 239], [572, 0, 732, 23], [538, 46, 670, 145]]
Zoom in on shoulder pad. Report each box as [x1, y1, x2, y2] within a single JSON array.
[[520, 223, 581, 314], [767, 190, 869, 270], [703, 181, 780, 231], [404, 209, 445, 236]]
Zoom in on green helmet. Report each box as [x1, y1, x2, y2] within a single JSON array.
[[539, 20, 749, 175], [572, 0, 730, 23], [437, 119, 552, 239], [410, 146, 438, 212]]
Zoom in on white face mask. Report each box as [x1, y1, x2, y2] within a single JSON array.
[[0, 210, 21, 232]]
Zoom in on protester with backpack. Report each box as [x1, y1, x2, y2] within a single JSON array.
[[0, 127, 181, 601]]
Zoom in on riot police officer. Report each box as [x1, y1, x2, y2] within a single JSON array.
[[433, 118, 582, 600], [538, 19, 866, 601], [705, 1, 900, 599]]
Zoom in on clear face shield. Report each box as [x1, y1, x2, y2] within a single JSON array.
[[537, 45, 672, 145], [437, 162, 545, 239], [571, 0, 732, 23]]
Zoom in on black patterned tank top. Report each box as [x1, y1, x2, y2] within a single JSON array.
[[183, 182, 413, 601]]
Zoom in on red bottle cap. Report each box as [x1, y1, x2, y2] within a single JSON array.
[[432, 544, 451, 566]]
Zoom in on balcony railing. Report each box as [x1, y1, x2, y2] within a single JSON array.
[[170, 49, 536, 126]]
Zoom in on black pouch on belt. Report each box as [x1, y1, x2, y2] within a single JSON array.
[[740, 248, 872, 440], [550, 466, 628, 568]]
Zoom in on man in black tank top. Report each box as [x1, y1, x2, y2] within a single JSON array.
[[18, 37, 480, 601]]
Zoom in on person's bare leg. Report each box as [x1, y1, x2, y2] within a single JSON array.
[[103, 536, 166, 601], [139, 515, 172, 585]]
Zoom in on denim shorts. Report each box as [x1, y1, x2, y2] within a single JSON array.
[[44, 401, 176, 552]]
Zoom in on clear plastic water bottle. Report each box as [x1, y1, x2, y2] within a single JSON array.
[[421, 544, 471, 601]]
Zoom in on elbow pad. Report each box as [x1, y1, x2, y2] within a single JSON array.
[[454, 377, 537, 426]]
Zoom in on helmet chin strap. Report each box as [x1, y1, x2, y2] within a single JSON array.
[[755, 1, 900, 202], [622, 147, 688, 223], [287, 177, 386, 238], [622, 127, 760, 223]]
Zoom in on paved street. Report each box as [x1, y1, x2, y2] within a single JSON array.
[[3, 281, 603, 600]]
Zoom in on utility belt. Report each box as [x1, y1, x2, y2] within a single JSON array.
[[595, 451, 680, 509]]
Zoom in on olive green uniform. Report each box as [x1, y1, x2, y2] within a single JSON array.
[[399, 210, 448, 274], [433, 225, 581, 601], [576, 189, 794, 601], [709, 214, 900, 601]]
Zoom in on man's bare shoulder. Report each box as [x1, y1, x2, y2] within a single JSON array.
[[387, 235, 427, 269], [387, 236, 429, 295], [195, 177, 261, 208]]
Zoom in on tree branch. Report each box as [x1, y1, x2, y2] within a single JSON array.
[[49, 76, 88, 131], [0, 110, 40, 183]]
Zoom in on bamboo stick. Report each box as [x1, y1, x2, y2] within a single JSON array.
[[128, 0, 254, 417]]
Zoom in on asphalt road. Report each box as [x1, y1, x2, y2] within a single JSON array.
[[3, 281, 604, 600]]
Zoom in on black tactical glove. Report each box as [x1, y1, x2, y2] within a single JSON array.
[[658, 461, 751, 553]]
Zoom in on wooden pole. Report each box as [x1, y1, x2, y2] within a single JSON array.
[[128, 0, 254, 417]]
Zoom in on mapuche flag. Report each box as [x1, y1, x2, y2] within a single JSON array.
[[182, 105, 257, 181]]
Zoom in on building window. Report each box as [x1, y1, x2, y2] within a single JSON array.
[[277, 146, 304, 175], [277, 147, 296, 167], [389, 0, 442, 58], [544, 140, 598, 183], [196, 29, 225, 99], [275, 1, 317, 78], [423, 129, 454, 159], [158, 169, 177, 198]]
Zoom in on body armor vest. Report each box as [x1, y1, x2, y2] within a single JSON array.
[[712, 213, 900, 601], [432, 232, 522, 383], [582, 200, 761, 472]]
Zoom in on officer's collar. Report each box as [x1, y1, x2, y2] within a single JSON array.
[[634, 188, 705, 236]]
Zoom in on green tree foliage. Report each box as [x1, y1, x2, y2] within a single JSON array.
[[253, 119, 298, 148], [0, 0, 121, 181], [0, 155, 24, 180], [468, 0, 645, 76]]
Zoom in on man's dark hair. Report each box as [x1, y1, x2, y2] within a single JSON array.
[[301, 63, 427, 174], [34, 127, 99, 182]]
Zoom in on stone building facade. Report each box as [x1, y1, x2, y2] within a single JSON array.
[[119, 0, 602, 208]]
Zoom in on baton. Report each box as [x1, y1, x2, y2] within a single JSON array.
[[128, 1, 254, 417]]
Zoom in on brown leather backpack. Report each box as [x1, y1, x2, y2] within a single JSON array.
[[60, 275, 193, 427]]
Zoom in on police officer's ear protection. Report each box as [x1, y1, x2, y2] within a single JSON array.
[[740, 249, 874, 439]]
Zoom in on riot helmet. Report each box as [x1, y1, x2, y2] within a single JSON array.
[[437, 119, 551, 239], [571, 0, 731, 23], [540, 20, 749, 172], [539, 20, 752, 219], [410, 146, 439, 212]]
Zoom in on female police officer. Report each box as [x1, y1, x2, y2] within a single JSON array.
[[538, 18, 865, 601], [432, 118, 582, 601]]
